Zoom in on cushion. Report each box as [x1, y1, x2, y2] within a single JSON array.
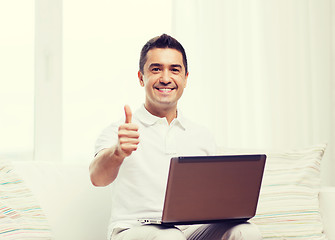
[[219, 144, 327, 240], [0, 159, 54, 239]]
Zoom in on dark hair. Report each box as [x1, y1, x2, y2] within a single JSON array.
[[139, 34, 188, 75]]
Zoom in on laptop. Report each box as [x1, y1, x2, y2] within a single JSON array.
[[138, 154, 266, 225]]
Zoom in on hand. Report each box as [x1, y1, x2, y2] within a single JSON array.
[[116, 105, 140, 158]]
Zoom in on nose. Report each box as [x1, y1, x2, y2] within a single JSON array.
[[160, 70, 171, 84]]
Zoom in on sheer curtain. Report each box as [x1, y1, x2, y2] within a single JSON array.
[[172, 0, 335, 186]]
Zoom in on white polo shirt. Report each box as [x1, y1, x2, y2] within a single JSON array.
[[95, 105, 216, 237]]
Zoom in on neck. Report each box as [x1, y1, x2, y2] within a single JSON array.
[[144, 103, 177, 124]]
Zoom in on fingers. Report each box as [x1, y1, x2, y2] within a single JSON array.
[[117, 128, 140, 157], [118, 125, 139, 138], [124, 105, 132, 123], [118, 136, 140, 154]]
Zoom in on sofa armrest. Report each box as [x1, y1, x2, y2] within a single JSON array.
[[11, 161, 112, 240], [319, 187, 335, 240]]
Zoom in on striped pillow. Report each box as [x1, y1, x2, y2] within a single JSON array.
[[0, 159, 54, 239], [249, 144, 327, 239], [219, 144, 327, 239]]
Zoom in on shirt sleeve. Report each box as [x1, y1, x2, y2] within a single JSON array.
[[94, 122, 119, 156]]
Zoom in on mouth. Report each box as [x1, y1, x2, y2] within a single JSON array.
[[154, 87, 175, 93]]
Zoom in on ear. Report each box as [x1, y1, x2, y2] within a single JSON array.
[[138, 71, 144, 87], [184, 72, 189, 88]]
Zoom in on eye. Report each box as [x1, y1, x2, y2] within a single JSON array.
[[151, 67, 161, 73], [171, 68, 180, 73]]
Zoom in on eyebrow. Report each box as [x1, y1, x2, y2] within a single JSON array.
[[149, 63, 183, 69], [170, 64, 182, 69], [149, 63, 163, 68]]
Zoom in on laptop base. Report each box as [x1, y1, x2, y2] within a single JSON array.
[[138, 217, 250, 226]]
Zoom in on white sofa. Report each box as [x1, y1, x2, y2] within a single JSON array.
[[9, 158, 335, 240], [11, 161, 112, 240]]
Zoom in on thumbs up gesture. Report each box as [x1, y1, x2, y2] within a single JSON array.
[[116, 105, 140, 158]]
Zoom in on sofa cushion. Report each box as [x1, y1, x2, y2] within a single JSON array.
[[0, 159, 54, 239], [220, 144, 327, 240], [11, 161, 112, 240]]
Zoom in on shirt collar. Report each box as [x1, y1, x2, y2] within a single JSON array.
[[173, 109, 187, 130], [135, 104, 186, 130]]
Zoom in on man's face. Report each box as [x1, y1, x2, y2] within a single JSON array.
[[138, 48, 188, 114]]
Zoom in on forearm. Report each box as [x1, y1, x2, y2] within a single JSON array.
[[89, 146, 125, 187], [91, 105, 139, 186]]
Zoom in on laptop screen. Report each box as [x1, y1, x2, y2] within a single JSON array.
[[161, 154, 266, 225]]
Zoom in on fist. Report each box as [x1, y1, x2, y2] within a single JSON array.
[[116, 105, 140, 158]]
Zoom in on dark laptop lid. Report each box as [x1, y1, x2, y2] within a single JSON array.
[[161, 154, 266, 225]]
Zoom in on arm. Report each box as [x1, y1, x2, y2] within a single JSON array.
[[89, 146, 125, 186], [89, 105, 140, 187]]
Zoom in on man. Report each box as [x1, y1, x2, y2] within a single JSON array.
[[90, 34, 262, 240]]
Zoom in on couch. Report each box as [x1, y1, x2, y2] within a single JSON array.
[[1, 144, 334, 240]]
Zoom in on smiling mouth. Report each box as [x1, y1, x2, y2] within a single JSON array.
[[155, 87, 175, 93]]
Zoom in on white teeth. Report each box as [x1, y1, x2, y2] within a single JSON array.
[[158, 88, 173, 92]]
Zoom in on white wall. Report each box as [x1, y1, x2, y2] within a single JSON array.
[[1, 0, 334, 186], [62, 0, 173, 163], [172, 0, 335, 186], [0, 1, 34, 160], [1, 0, 173, 163]]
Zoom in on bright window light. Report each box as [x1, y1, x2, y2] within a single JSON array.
[[0, 1, 34, 161], [63, 0, 172, 163]]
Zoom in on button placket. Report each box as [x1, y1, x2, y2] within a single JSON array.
[[165, 124, 177, 155]]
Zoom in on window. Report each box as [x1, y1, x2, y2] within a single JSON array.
[[63, 0, 173, 162], [0, 1, 34, 161], [1, 1, 173, 163]]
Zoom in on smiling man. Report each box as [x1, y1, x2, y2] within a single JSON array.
[[139, 47, 188, 123], [90, 34, 262, 240]]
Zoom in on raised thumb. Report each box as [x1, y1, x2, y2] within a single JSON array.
[[124, 105, 132, 123]]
